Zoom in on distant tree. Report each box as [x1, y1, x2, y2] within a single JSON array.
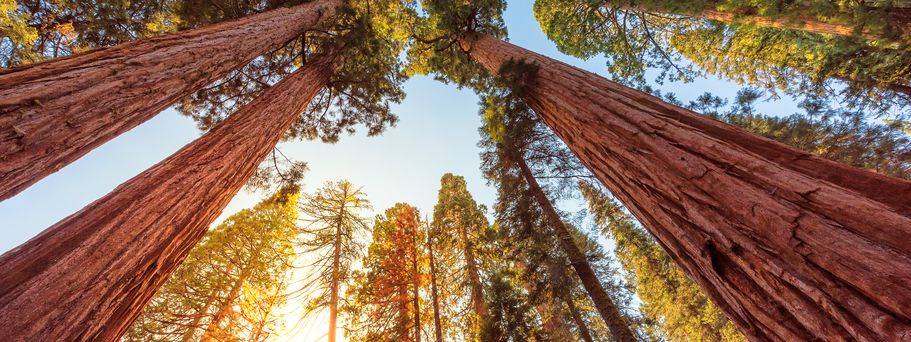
[[430, 173, 491, 337], [480, 270, 537, 342], [125, 187, 301, 341], [298, 180, 372, 342], [345, 203, 425, 341]]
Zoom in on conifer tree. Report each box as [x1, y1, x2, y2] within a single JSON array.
[[415, 2, 911, 339], [430, 173, 491, 337], [345, 203, 425, 341], [298, 180, 372, 342], [125, 186, 302, 341]]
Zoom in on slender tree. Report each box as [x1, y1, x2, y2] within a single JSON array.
[[0, 0, 341, 201], [125, 187, 302, 341], [431, 173, 490, 335], [298, 180, 372, 342], [0, 56, 335, 341], [458, 31, 911, 340], [426, 221, 445, 342]]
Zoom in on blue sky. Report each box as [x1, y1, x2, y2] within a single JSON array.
[[0, 1, 803, 254]]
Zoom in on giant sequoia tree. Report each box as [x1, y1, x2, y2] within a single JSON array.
[[0, 0, 340, 201], [415, 1, 911, 339], [0, 56, 335, 341]]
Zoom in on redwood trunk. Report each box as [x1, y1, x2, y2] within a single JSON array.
[[463, 32, 911, 340], [427, 226, 444, 342], [0, 57, 334, 341], [202, 270, 250, 341], [516, 157, 636, 342], [562, 290, 596, 342], [0, 0, 340, 201], [412, 227, 422, 342]]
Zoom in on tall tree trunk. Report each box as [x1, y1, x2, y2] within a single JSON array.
[[0, 56, 335, 341], [328, 194, 346, 342], [561, 290, 596, 342], [427, 225, 444, 342], [459, 221, 488, 323], [461, 32, 911, 340], [0, 0, 341, 201], [412, 226, 422, 342], [515, 156, 636, 342]]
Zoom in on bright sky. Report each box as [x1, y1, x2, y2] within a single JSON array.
[[0, 1, 801, 341]]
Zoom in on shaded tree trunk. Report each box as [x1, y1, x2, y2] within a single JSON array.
[[0, 0, 341, 201], [515, 156, 636, 342], [412, 226, 422, 342], [462, 32, 911, 340], [459, 221, 488, 323], [427, 225, 444, 342], [0, 56, 335, 341], [561, 290, 596, 342]]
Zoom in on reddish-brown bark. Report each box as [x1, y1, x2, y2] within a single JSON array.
[[462, 32, 911, 341], [0, 0, 341, 201], [0, 56, 334, 341], [460, 221, 489, 323], [516, 157, 637, 342]]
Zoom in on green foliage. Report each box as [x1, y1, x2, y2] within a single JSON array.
[[407, 0, 507, 88], [480, 270, 537, 342], [125, 187, 302, 341], [533, 0, 911, 114], [176, 0, 414, 144], [688, 90, 911, 179], [2, 0, 177, 66], [0, 0, 39, 66], [429, 173, 493, 339], [579, 181, 745, 342]]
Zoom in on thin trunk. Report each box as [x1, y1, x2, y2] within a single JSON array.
[[459, 223, 488, 322], [328, 191, 346, 342], [0, 0, 341, 201], [202, 269, 251, 341], [515, 156, 636, 342], [561, 290, 596, 342], [0, 56, 335, 341], [412, 224, 421, 342], [180, 293, 216, 342], [427, 225, 444, 342], [462, 32, 911, 340]]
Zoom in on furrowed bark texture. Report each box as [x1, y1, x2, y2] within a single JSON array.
[[462, 32, 911, 341], [517, 157, 636, 342], [0, 58, 333, 341], [0, 0, 340, 201]]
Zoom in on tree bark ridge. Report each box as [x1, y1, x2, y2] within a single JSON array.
[[0, 56, 334, 341], [0, 0, 341, 201], [461, 32, 911, 341]]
